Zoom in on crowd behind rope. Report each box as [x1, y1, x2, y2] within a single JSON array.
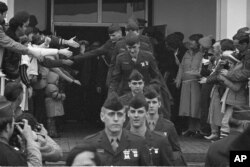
[[0, 1, 250, 166]]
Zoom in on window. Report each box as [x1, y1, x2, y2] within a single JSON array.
[[52, 0, 147, 27], [54, 0, 98, 23]]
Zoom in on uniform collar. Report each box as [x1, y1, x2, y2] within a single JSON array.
[[105, 130, 122, 144]]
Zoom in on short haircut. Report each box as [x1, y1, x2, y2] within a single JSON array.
[[0, 117, 13, 133], [189, 34, 204, 44], [0, 2, 8, 14], [66, 144, 101, 166], [129, 69, 144, 81], [125, 31, 140, 46], [129, 93, 148, 111], [4, 82, 23, 102]]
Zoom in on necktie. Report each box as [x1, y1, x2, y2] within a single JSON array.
[[149, 121, 155, 131], [111, 138, 119, 152]]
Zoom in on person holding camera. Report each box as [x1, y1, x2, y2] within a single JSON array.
[[0, 96, 42, 166], [15, 113, 63, 163]]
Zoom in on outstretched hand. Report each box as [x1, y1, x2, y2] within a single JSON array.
[[66, 36, 80, 48], [58, 48, 72, 58]]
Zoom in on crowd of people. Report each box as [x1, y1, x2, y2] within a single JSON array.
[[0, 1, 250, 166]]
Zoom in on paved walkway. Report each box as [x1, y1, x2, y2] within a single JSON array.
[[47, 121, 211, 166]]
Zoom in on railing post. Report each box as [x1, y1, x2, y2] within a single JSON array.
[[0, 70, 6, 96]]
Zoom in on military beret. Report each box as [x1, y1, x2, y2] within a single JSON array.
[[103, 92, 123, 111], [0, 95, 13, 118], [126, 18, 139, 31], [129, 69, 144, 81], [144, 86, 159, 99], [108, 23, 121, 34], [125, 31, 140, 46], [129, 93, 148, 109], [232, 106, 250, 121]]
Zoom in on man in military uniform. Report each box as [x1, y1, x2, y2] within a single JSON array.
[[119, 69, 144, 107], [83, 92, 150, 166], [72, 23, 123, 86], [110, 31, 163, 96], [144, 87, 187, 166], [127, 93, 174, 166], [205, 106, 250, 167]]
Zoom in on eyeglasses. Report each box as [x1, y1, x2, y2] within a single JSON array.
[[131, 81, 144, 86]]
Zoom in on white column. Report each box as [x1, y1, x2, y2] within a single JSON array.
[[216, 0, 247, 40]]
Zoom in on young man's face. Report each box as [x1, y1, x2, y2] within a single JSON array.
[[109, 31, 122, 42], [0, 11, 7, 23], [128, 106, 146, 128], [145, 97, 161, 115], [101, 108, 125, 133], [233, 39, 248, 53], [128, 79, 144, 94], [126, 43, 140, 58]]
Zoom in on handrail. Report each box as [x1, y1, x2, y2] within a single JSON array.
[[0, 70, 5, 96]]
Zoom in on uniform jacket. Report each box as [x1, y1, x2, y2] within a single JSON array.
[[154, 116, 187, 166], [73, 39, 115, 63], [205, 131, 242, 167], [83, 129, 151, 166], [138, 129, 174, 166], [110, 50, 162, 95], [109, 35, 153, 86]]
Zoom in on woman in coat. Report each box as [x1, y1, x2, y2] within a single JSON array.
[[176, 34, 203, 136]]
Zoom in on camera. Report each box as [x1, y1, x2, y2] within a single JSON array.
[[9, 122, 24, 149], [223, 61, 230, 70]]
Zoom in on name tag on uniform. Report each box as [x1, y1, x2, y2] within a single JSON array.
[[97, 149, 104, 153], [123, 62, 129, 65]]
